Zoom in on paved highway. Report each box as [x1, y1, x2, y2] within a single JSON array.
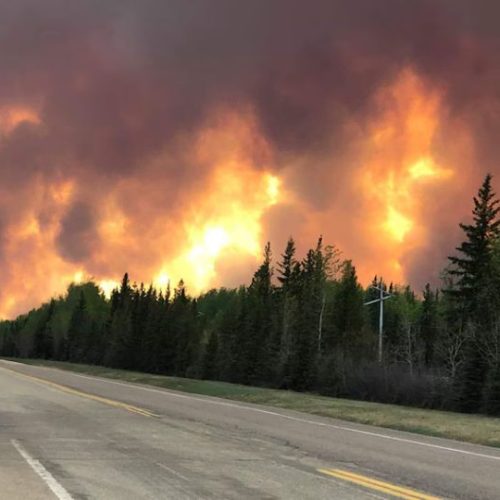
[[1, 359, 499, 499]]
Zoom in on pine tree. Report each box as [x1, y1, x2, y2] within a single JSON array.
[[244, 243, 274, 384], [32, 300, 55, 359], [216, 288, 245, 382], [276, 238, 301, 384], [331, 261, 364, 355], [277, 238, 296, 289], [106, 273, 134, 368], [169, 281, 199, 376], [454, 333, 488, 413], [447, 174, 500, 321], [447, 175, 500, 412], [138, 286, 161, 372], [288, 244, 325, 390], [67, 292, 90, 361]]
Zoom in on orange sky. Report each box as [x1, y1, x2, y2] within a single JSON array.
[[0, 0, 496, 318], [0, 68, 478, 318]]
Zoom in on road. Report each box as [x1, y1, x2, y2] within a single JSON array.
[[0, 360, 499, 499]]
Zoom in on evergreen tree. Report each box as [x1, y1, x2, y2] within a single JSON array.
[[32, 300, 55, 359], [288, 244, 324, 390], [276, 238, 301, 384], [454, 332, 488, 413], [447, 175, 500, 411], [169, 281, 199, 376], [216, 288, 245, 382], [447, 174, 500, 322], [331, 261, 364, 355], [106, 273, 134, 368], [277, 237, 296, 288], [242, 243, 274, 384], [67, 292, 90, 361]]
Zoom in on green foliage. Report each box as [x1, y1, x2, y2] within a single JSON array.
[[447, 173, 500, 323], [442, 174, 500, 413], [419, 284, 439, 366]]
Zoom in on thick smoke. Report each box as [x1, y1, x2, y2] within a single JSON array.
[[0, 0, 499, 316]]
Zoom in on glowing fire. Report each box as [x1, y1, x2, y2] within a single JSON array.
[[0, 108, 281, 316], [359, 68, 455, 281], [156, 175, 280, 292], [139, 111, 279, 293], [0, 70, 466, 318], [98, 280, 120, 298]]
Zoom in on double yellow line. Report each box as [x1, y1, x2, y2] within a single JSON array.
[[2, 367, 159, 418], [318, 468, 441, 499]]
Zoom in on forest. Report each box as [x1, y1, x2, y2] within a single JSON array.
[[1, 174, 500, 416]]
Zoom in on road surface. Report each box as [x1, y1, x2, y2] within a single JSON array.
[[1, 359, 499, 499]]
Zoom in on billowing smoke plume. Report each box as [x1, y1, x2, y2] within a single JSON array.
[[0, 0, 499, 317]]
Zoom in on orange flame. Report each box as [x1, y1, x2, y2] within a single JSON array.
[[0, 70, 472, 317], [153, 111, 281, 292], [358, 68, 455, 281]]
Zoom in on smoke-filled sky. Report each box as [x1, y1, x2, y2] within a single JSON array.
[[1, 0, 500, 317]]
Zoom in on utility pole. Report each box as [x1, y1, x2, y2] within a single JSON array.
[[364, 279, 392, 363]]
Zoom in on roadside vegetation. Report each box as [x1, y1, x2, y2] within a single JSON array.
[[8, 358, 500, 447], [2, 175, 500, 418]]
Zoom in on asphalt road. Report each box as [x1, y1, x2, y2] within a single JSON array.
[[1, 360, 499, 500]]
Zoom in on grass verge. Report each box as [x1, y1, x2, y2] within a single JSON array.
[[7, 357, 500, 448]]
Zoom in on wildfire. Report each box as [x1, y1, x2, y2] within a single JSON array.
[[98, 279, 121, 298], [384, 206, 413, 242], [0, 179, 82, 318], [0, 70, 466, 319], [359, 68, 455, 281], [152, 112, 281, 292], [2, 107, 277, 305]]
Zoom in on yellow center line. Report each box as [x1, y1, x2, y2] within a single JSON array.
[[318, 468, 441, 500], [1, 367, 160, 418]]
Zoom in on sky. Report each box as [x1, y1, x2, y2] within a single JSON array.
[[1, 0, 500, 317]]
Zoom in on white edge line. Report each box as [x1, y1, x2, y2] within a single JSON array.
[[11, 439, 74, 500], [6, 363, 500, 462]]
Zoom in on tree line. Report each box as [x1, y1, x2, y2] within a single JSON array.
[[1, 175, 500, 415]]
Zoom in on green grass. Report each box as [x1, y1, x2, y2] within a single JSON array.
[[8, 358, 500, 448]]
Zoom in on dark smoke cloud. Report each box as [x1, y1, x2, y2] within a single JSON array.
[[56, 201, 98, 263], [1, 0, 500, 314]]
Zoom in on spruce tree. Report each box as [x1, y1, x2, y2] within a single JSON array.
[[276, 238, 301, 384], [32, 300, 55, 359], [277, 237, 296, 289], [454, 335, 488, 413], [448, 173, 500, 320], [288, 246, 320, 390], [216, 288, 245, 382], [331, 261, 364, 356], [447, 174, 500, 412], [244, 243, 274, 384], [67, 292, 89, 361]]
